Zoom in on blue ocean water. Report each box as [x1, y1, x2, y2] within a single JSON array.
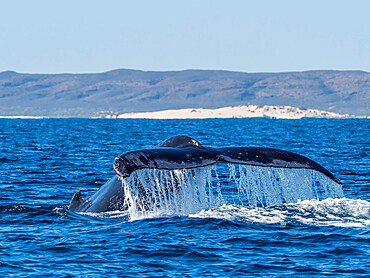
[[0, 118, 369, 277]]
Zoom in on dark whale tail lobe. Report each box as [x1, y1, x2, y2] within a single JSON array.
[[113, 135, 218, 179]]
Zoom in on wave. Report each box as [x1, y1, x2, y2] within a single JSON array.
[[56, 198, 370, 228], [190, 198, 370, 228], [54, 207, 129, 221]]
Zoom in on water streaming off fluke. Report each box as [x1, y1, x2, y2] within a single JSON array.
[[120, 164, 344, 220]]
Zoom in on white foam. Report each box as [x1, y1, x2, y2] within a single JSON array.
[[81, 210, 130, 219], [190, 198, 370, 227]]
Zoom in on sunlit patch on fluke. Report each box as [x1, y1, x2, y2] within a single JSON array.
[[69, 135, 343, 216]]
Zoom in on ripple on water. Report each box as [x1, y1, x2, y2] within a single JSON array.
[[0, 118, 369, 277]]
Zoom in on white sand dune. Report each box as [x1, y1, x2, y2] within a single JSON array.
[[107, 105, 362, 119]]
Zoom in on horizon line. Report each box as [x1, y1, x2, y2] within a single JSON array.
[[1, 68, 369, 75]]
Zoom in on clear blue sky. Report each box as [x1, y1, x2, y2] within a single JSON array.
[[1, 0, 369, 73]]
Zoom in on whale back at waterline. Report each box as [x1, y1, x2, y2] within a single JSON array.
[[69, 135, 342, 213]]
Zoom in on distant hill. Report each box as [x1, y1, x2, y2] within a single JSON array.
[[0, 69, 368, 116]]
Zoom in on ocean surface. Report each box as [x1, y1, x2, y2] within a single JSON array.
[[1, 118, 369, 277]]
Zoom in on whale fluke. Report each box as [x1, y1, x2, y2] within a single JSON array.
[[69, 135, 341, 213], [114, 135, 341, 184]]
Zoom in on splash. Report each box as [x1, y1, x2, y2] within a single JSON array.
[[228, 164, 344, 207], [190, 198, 370, 227], [120, 164, 344, 220], [121, 166, 223, 220]]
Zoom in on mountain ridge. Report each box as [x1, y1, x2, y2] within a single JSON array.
[[0, 69, 368, 116]]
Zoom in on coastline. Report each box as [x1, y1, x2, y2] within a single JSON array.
[[1, 105, 368, 120], [0, 116, 44, 119], [100, 105, 369, 120]]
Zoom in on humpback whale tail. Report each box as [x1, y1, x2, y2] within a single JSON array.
[[114, 135, 341, 184], [69, 135, 343, 215]]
